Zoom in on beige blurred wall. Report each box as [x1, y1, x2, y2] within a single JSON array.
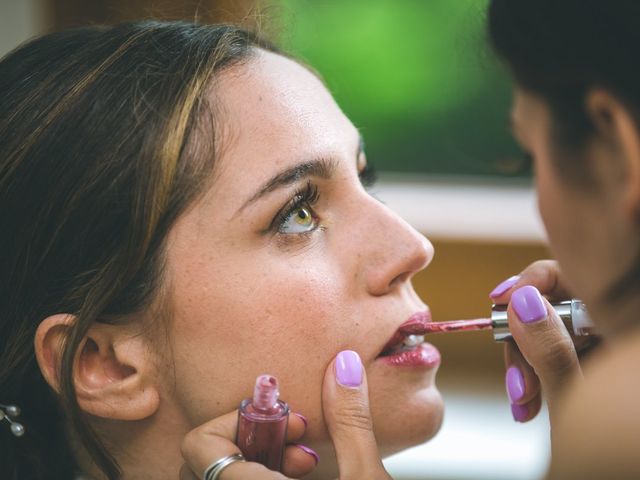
[[0, 0, 261, 57]]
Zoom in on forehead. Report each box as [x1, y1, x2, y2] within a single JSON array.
[[211, 50, 357, 178]]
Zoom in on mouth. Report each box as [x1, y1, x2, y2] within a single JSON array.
[[376, 311, 441, 368]]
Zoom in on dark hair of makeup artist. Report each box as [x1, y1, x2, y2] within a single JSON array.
[[488, 0, 640, 300], [0, 21, 278, 480]]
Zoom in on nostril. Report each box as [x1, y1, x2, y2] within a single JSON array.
[[389, 271, 412, 290]]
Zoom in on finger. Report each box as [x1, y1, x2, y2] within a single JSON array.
[[508, 285, 581, 407], [489, 260, 574, 304], [322, 350, 391, 480], [215, 461, 289, 479], [179, 463, 198, 480], [281, 444, 320, 478], [181, 409, 292, 480], [181, 410, 242, 477], [510, 392, 543, 424], [504, 340, 541, 406], [286, 412, 309, 443]]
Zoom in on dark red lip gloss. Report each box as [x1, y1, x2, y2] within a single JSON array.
[[236, 374, 289, 471]]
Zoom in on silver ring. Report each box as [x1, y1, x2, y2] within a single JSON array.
[[203, 453, 246, 480]]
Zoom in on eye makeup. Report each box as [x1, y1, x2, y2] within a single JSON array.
[[265, 155, 376, 238], [265, 181, 320, 235]]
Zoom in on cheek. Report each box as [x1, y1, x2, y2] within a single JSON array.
[[167, 253, 359, 424], [536, 156, 567, 244], [534, 154, 590, 288]]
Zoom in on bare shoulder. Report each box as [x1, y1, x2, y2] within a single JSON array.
[[548, 329, 640, 479]]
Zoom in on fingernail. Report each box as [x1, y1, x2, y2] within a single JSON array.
[[505, 366, 525, 402], [511, 403, 528, 422], [489, 275, 520, 298], [335, 350, 363, 387], [511, 285, 547, 323], [293, 444, 320, 465], [293, 412, 308, 429]]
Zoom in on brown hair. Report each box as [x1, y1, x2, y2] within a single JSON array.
[[0, 21, 277, 480]]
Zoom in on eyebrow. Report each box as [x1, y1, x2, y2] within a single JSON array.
[[236, 133, 365, 215]]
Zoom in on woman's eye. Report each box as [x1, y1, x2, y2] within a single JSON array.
[[279, 205, 316, 233]]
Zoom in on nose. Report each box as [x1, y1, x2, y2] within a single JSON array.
[[360, 197, 434, 296]]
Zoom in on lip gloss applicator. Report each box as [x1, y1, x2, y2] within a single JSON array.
[[423, 299, 595, 341]]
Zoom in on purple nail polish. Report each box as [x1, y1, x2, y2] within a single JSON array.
[[511, 285, 547, 323], [293, 444, 320, 465], [335, 350, 363, 387], [293, 412, 308, 429], [511, 403, 528, 423], [506, 366, 525, 402], [490, 275, 520, 298]]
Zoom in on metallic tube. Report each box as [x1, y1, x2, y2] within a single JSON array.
[[491, 299, 594, 342]]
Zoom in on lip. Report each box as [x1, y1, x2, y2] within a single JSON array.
[[377, 343, 441, 368], [380, 310, 432, 353]]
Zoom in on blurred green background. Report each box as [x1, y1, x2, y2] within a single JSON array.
[[275, 0, 525, 177]]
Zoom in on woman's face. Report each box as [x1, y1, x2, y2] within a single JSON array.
[[162, 50, 443, 472], [510, 88, 638, 313]]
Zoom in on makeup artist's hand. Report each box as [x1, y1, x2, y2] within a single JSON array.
[[179, 350, 391, 480], [179, 406, 317, 479], [322, 350, 393, 480], [489, 260, 595, 424]]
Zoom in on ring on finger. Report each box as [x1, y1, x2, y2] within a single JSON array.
[[203, 453, 246, 480]]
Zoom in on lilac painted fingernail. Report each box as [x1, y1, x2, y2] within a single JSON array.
[[511, 285, 547, 323], [293, 444, 320, 465], [293, 412, 308, 429], [489, 275, 520, 298], [506, 366, 525, 402], [335, 350, 363, 387], [511, 403, 528, 422]]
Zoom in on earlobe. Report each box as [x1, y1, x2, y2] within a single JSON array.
[[34, 315, 160, 421]]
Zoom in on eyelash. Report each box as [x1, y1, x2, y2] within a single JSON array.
[[270, 181, 320, 234], [268, 161, 378, 238], [359, 163, 378, 188]]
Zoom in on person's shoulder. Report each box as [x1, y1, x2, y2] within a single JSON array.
[[548, 329, 640, 479]]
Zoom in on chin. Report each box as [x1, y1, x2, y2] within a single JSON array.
[[373, 385, 444, 457], [303, 386, 443, 480]]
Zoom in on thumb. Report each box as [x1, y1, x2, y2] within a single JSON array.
[[322, 350, 391, 480], [507, 286, 581, 410]]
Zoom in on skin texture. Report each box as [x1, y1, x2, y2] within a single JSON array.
[[500, 88, 640, 478], [123, 49, 442, 479]]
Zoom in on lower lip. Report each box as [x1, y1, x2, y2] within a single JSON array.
[[377, 343, 441, 368]]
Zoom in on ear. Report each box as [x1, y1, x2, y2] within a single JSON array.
[[585, 89, 640, 221], [34, 314, 160, 421]]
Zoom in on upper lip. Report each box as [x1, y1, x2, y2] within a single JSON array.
[[378, 310, 432, 355]]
